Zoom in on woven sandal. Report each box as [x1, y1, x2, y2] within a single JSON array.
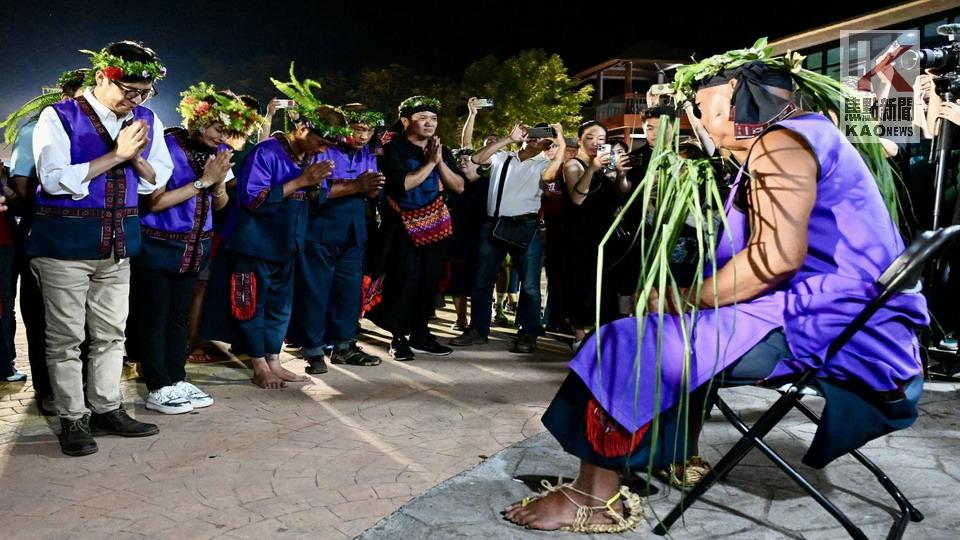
[[518, 478, 644, 534], [654, 455, 712, 489]]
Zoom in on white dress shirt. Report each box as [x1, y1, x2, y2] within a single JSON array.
[[32, 88, 173, 201]]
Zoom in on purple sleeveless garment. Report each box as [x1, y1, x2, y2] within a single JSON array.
[[140, 129, 228, 234], [37, 96, 154, 210], [568, 113, 929, 434]]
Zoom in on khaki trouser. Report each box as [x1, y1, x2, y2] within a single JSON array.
[[31, 256, 130, 420]]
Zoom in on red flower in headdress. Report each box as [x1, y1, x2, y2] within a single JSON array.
[[195, 102, 211, 116], [102, 66, 124, 80]]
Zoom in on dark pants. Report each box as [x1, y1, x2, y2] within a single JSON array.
[[16, 253, 50, 395], [291, 240, 365, 356], [128, 266, 197, 391], [470, 222, 544, 337], [0, 244, 16, 377], [235, 255, 296, 358], [367, 217, 446, 342], [542, 217, 564, 327]]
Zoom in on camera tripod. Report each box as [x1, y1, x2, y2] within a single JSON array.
[[923, 83, 960, 380]]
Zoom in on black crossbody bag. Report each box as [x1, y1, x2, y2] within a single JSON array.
[[490, 156, 540, 249]]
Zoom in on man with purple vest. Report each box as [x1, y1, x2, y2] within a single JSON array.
[[30, 41, 173, 456]]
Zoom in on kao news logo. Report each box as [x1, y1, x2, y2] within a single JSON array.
[[841, 30, 920, 144]]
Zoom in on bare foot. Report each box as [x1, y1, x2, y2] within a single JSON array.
[[251, 370, 286, 389], [267, 359, 309, 382], [251, 359, 286, 389], [503, 484, 623, 531]]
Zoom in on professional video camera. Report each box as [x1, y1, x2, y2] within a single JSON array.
[[902, 23, 960, 98]]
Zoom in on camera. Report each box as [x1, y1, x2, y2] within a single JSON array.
[[902, 41, 960, 73], [476, 98, 494, 108], [902, 23, 960, 75], [273, 99, 296, 109]]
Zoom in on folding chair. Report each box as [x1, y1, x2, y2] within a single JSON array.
[[653, 225, 960, 540]]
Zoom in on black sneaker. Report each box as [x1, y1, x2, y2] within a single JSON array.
[[90, 406, 159, 437], [331, 345, 381, 366], [410, 338, 453, 356], [450, 328, 489, 346], [305, 355, 328, 374], [390, 337, 415, 362], [59, 415, 98, 457]]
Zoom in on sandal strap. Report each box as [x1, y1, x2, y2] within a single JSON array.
[[537, 479, 632, 528]]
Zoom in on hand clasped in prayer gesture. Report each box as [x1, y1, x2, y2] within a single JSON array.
[[426, 136, 443, 165], [202, 150, 234, 187], [356, 170, 385, 196], [303, 160, 334, 186], [115, 120, 149, 161]]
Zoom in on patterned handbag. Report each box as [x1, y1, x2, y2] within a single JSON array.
[[386, 194, 453, 247]]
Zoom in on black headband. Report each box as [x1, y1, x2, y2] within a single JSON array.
[[698, 61, 796, 139]]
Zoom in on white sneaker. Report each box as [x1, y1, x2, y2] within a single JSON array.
[[174, 381, 214, 408], [145, 386, 194, 415]]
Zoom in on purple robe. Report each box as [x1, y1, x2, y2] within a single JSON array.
[[570, 113, 929, 434]]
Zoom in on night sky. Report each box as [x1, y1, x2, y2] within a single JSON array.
[[1, 0, 906, 123]]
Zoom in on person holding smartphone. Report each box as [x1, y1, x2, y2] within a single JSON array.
[[560, 121, 633, 349], [449, 122, 565, 353]]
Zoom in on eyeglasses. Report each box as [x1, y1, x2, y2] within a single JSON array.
[[109, 79, 157, 101]]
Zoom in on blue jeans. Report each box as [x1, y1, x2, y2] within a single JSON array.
[[470, 221, 544, 337]]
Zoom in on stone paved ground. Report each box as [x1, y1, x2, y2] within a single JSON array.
[[3, 303, 960, 539], [0, 306, 574, 540], [362, 382, 960, 540]]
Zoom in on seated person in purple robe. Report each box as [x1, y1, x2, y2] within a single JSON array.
[[503, 43, 928, 534]]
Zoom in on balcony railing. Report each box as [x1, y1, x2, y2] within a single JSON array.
[[592, 93, 649, 123]]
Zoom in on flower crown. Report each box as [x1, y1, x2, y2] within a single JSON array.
[[398, 96, 442, 115], [672, 37, 804, 101], [81, 47, 167, 83], [343, 109, 385, 127], [271, 63, 351, 140], [178, 83, 264, 138]]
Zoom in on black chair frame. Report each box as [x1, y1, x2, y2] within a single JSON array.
[[653, 225, 960, 539]]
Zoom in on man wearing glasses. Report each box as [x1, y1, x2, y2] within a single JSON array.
[[30, 40, 173, 456]]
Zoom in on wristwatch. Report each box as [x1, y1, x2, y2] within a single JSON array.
[[193, 179, 205, 190]]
